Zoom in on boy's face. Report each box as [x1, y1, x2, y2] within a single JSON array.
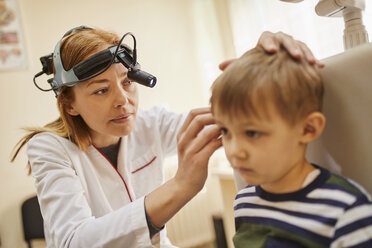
[[214, 103, 308, 192]]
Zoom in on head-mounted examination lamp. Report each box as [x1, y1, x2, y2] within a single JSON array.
[[33, 26, 157, 96]]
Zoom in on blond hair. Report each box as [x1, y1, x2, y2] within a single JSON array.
[[210, 46, 323, 126], [11, 28, 121, 173]]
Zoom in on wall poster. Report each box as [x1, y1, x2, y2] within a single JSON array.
[[0, 0, 27, 70]]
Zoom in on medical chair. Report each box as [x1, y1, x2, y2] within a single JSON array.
[[21, 195, 44, 248], [307, 42, 372, 194], [233, 43, 372, 193]]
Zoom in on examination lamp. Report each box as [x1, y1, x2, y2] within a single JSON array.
[[280, 0, 369, 50], [33, 26, 157, 96]]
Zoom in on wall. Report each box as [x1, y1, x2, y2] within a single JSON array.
[[0, 0, 226, 247]]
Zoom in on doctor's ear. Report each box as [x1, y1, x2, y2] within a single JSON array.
[[65, 103, 80, 116], [300, 112, 326, 144]]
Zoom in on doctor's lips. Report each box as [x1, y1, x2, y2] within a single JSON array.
[[111, 114, 132, 123]]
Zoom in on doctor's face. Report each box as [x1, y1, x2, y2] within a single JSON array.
[[67, 62, 139, 148]]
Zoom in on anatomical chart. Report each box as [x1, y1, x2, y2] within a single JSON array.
[[0, 0, 27, 70]]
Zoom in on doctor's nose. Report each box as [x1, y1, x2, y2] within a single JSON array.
[[113, 86, 129, 108]]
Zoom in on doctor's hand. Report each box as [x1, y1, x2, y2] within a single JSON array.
[[175, 107, 222, 193], [144, 108, 222, 229], [219, 31, 324, 71]]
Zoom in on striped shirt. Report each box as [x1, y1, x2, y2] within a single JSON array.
[[233, 165, 372, 248]]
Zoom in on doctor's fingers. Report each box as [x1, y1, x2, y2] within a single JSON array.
[[177, 109, 214, 145], [258, 31, 301, 57], [175, 130, 221, 192], [297, 40, 325, 68], [221, 31, 304, 71], [219, 59, 236, 71], [258, 31, 324, 67], [177, 113, 215, 148], [197, 135, 222, 164], [182, 124, 222, 158]]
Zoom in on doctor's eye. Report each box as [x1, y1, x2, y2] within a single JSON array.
[[122, 79, 133, 87], [93, 87, 108, 95]]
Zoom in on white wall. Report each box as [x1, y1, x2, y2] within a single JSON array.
[[0, 1, 226, 247]]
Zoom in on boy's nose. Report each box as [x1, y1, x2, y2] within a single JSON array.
[[226, 138, 248, 160]]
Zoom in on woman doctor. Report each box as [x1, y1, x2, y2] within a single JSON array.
[[12, 27, 321, 247]]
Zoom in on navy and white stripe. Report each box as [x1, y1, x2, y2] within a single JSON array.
[[234, 166, 372, 247]]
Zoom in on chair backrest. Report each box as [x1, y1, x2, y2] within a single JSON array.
[[21, 195, 45, 245], [306, 43, 372, 194]]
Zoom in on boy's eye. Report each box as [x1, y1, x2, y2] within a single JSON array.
[[246, 130, 260, 138]]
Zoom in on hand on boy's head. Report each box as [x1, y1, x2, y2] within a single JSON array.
[[257, 31, 325, 68], [218, 59, 236, 71], [218, 31, 324, 71]]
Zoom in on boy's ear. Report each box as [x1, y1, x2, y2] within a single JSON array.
[[300, 112, 326, 144]]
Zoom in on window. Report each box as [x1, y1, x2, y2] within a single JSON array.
[[228, 0, 372, 59]]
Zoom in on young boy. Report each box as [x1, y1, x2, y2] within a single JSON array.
[[210, 47, 372, 248]]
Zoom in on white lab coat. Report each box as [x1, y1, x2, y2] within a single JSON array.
[[27, 107, 187, 248]]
